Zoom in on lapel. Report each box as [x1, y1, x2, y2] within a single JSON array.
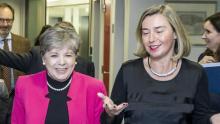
[[67, 72, 84, 123], [11, 33, 16, 51], [11, 33, 18, 52], [33, 71, 85, 123], [35, 71, 50, 122]]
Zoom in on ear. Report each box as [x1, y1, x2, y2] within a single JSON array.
[[42, 57, 45, 65], [173, 32, 177, 39]]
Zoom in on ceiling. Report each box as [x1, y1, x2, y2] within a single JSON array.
[[47, 0, 89, 6]]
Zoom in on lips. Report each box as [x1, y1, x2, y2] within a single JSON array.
[[56, 68, 67, 73], [149, 44, 160, 51]]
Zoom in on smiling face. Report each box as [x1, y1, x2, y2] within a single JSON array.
[[42, 46, 76, 82], [0, 7, 13, 38], [141, 14, 177, 59], [202, 20, 220, 52]]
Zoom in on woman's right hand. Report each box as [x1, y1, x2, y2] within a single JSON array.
[[210, 113, 220, 124], [97, 92, 128, 117], [199, 55, 216, 64]]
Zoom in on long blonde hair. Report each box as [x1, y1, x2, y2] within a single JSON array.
[[135, 4, 190, 60]]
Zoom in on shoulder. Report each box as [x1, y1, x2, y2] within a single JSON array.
[[16, 71, 46, 88], [198, 49, 214, 62], [11, 33, 29, 42], [73, 72, 104, 88], [72, 72, 106, 95], [181, 58, 205, 77], [182, 58, 203, 70], [120, 58, 143, 70]]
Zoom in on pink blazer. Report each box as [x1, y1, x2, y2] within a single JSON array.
[[11, 71, 107, 124]]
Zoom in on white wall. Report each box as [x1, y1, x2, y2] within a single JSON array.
[[91, 0, 104, 79]]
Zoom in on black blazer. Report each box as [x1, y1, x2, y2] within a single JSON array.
[[0, 82, 9, 124], [0, 46, 95, 77]]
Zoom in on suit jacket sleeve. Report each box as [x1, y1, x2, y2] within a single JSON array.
[[0, 48, 34, 73]]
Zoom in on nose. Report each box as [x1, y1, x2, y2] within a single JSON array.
[[58, 56, 65, 65], [149, 32, 155, 43], [202, 32, 207, 39], [1, 21, 8, 26]]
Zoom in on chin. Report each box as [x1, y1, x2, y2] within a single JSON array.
[[56, 78, 69, 82], [59, 75, 72, 81]]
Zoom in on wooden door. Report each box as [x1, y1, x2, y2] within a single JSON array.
[[103, 0, 111, 94]]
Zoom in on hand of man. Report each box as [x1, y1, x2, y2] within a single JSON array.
[[0, 79, 9, 99]]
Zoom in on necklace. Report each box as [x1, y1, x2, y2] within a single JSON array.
[[47, 78, 72, 92], [147, 57, 178, 77]]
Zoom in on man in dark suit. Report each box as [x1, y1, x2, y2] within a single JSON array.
[[0, 3, 30, 91], [0, 3, 30, 123]]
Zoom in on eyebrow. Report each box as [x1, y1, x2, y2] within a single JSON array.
[[142, 26, 166, 30], [155, 26, 166, 29]]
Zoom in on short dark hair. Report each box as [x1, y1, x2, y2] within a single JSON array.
[[0, 3, 15, 20], [205, 12, 220, 32], [34, 25, 52, 46]]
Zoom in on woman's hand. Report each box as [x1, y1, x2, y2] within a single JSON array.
[[199, 56, 216, 64], [210, 113, 220, 124], [97, 92, 128, 117]]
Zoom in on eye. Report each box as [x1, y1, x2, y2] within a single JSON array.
[[50, 54, 58, 57], [142, 30, 149, 35], [206, 30, 211, 34], [66, 54, 73, 57], [157, 30, 163, 33], [156, 29, 164, 34], [65, 52, 75, 57]]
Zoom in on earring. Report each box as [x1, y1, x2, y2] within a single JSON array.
[[43, 62, 45, 65]]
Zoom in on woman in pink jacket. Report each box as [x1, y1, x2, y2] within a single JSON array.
[[11, 26, 106, 124]]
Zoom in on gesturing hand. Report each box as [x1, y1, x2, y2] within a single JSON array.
[[210, 113, 220, 124], [97, 92, 128, 117]]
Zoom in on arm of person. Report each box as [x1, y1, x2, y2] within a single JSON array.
[[192, 69, 213, 124], [0, 47, 34, 73], [99, 66, 128, 124], [97, 93, 128, 117]]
